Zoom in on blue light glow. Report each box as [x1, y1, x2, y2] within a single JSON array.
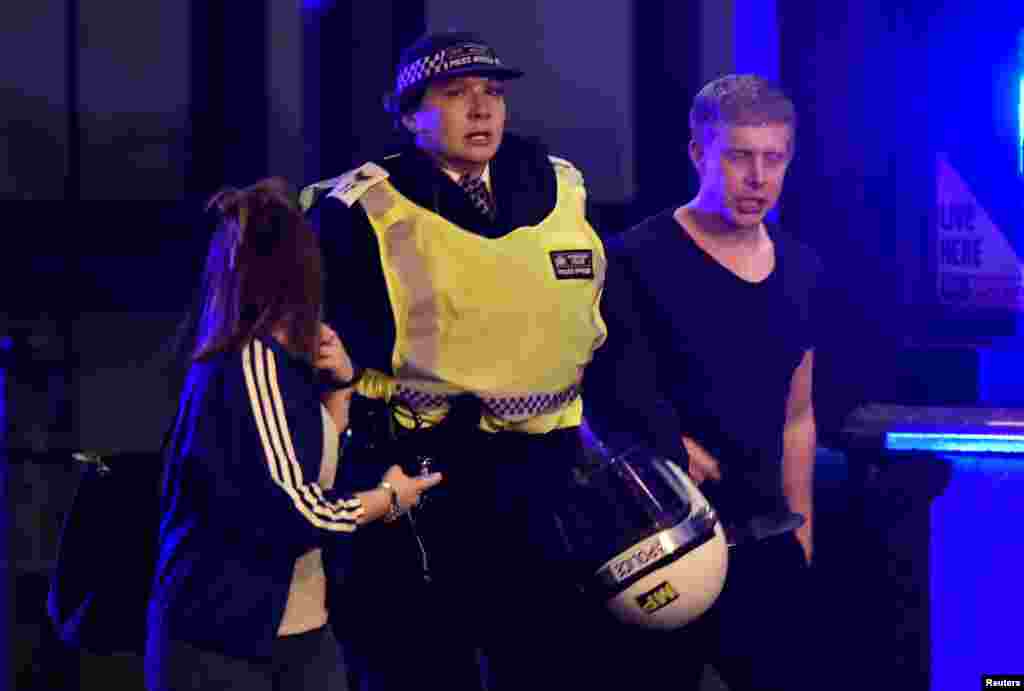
[[885, 431, 1024, 454], [931, 454, 1024, 691], [1019, 28, 1024, 176], [1019, 73, 1023, 175], [978, 347, 1024, 406]]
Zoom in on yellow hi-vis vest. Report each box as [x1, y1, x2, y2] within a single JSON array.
[[332, 157, 607, 434]]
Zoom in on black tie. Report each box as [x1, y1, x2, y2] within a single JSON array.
[[459, 175, 495, 220]]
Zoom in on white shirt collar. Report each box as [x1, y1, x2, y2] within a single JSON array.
[[441, 163, 491, 191]]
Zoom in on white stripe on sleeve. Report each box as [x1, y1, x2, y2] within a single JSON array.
[[241, 341, 363, 531]]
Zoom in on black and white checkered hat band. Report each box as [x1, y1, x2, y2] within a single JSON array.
[[393, 383, 581, 422], [396, 45, 504, 94]]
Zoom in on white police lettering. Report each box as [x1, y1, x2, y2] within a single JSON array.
[[441, 44, 499, 71], [609, 536, 666, 583], [446, 55, 498, 69], [328, 162, 390, 207], [549, 250, 594, 280]]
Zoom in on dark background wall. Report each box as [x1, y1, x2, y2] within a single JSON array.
[[1, 2, 70, 201]]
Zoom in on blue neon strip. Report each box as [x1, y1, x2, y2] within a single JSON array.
[[886, 431, 1024, 453], [1019, 74, 1023, 175]]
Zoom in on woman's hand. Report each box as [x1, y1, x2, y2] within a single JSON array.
[[315, 323, 354, 384], [381, 464, 443, 515], [356, 466, 443, 525], [316, 322, 358, 432]]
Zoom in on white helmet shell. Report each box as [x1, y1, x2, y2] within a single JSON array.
[[592, 460, 729, 629], [602, 521, 728, 629]]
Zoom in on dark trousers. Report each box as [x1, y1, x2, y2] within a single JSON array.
[[606, 530, 816, 691], [145, 626, 347, 691], [335, 424, 621, 691]]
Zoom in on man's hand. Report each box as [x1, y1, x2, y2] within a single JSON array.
[[681, 435, 722, 485], [795, 523, 813, 565]]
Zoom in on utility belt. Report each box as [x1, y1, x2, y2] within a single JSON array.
[[348, 368, 582, 460], [387, 393, 487, 476], [346, 391, 584, 585], [346, 390, 580, 479], [391, 382, 582, 427]]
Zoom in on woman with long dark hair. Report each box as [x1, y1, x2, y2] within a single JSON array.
[[145, 178, 441, 691]]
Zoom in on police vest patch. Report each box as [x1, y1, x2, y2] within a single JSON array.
[[327, 162, 390, 207], [549, 249, 594, 280]]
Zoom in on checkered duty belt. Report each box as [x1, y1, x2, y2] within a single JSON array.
[[393, 383, 581, 422]]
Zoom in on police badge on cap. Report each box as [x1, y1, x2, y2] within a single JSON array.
[[386, 31, 525, 114]]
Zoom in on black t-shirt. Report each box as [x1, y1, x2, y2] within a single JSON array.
[[585, 208, 823, 523]]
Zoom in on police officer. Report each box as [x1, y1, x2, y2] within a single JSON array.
[[303, 31, 613, 691]]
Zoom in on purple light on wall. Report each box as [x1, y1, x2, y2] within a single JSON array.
[[733, 0, 781, 221], [733, 0, 780, 83]]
